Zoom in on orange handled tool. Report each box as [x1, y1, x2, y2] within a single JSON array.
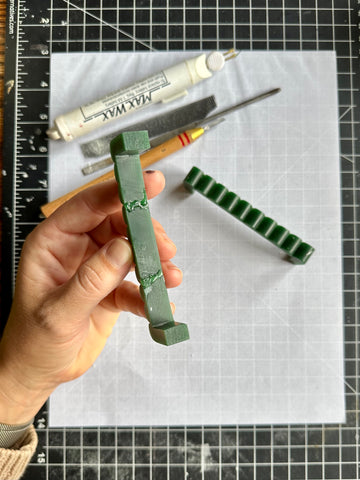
[[41, 127, 208, 217]]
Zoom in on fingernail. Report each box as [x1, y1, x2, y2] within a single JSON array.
[[105, 238, 133, 269]]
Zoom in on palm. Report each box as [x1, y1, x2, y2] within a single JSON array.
[[11, 177, 180, 385], [0, 174, 181, 424]]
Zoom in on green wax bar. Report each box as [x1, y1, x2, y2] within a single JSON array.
[[110, 131, 189, 346], [184, 166, 314, 265]]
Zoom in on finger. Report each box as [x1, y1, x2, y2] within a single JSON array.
[[162, 261, 183, 288], [103, 280, 177, 317], [89, 216, 177, 263], [109, 280, 145, 317], [89, 208, 165, 244], [143, 170, 166, 199], [54, 238, 133, 321], [46, 170, 165, 235]]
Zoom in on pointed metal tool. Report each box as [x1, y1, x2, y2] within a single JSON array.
[[82, 88, 280, 175], [151, 88, 281, 147]]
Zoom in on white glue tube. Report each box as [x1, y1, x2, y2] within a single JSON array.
[[47, 51, 227, 142]]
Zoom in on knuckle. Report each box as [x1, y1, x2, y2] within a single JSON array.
[[76, 263, 103, 296], [36, 301, 52, 329], [35, 297, 59, 332]]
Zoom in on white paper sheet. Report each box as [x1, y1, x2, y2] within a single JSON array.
[[48, 51, 345, 426]]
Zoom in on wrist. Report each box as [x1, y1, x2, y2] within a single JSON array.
[[0, 399, 39, 426], [0, 367, 51, 425]]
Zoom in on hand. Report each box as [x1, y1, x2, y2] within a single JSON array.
[[0, 171, 182, 424]]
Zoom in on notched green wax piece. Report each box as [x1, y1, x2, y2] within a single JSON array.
[[123, 189, 148, 212], [140, 269, 164, 290], [183, 166, 315, 265], [110, 131, 189, 346]]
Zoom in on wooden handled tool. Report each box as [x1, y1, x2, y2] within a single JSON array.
[[40, 127, 206, 217], [42, 89, 281, 217]]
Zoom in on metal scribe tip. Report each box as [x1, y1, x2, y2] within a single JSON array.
[[198, 87, 281, 127], [203, 117, 225, 131], [223, 48, 239, 61]]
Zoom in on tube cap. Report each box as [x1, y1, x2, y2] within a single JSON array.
[[206, 51, 226, 72], [46, 126, 61, 140]]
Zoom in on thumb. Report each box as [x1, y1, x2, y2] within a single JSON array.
[[59, 237, 133, 318]]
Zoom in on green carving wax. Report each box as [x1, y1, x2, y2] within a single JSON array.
[[184, 166, 314, 265], [110, 131, 189, 346]]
